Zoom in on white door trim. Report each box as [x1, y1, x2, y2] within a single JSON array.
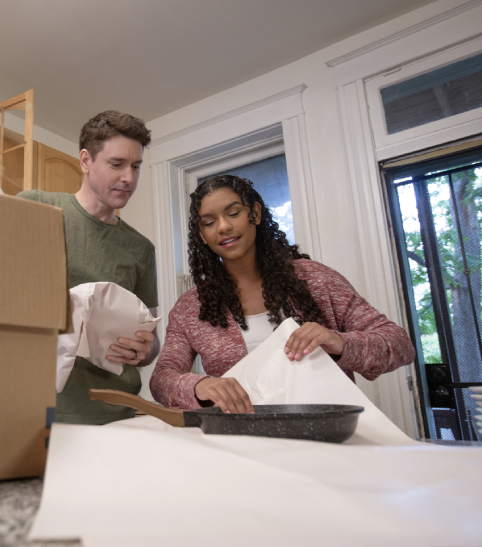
[[326, 0, 482, 437], [150, 86, 320, 343], [327, 1, 482, 86], [338, 80, 417, 436]]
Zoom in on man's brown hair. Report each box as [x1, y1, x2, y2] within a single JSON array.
[[79, 110, 151, 159]]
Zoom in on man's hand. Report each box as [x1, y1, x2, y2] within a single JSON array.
[[107, 330, 156, 366], [195, 377, 254, 414], [284, 322, 343, 361]]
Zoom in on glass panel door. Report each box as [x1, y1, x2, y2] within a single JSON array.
[[384, 147, 482, 440]]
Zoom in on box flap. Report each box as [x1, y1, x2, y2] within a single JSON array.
[[0, 194, 68, 330]]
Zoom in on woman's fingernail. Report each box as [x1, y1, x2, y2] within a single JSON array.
[[284, 347, 289, 353], [119, 338, 126, 344], [304, 349, 310, 354]]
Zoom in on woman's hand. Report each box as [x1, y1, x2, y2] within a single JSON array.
[[284, 322, 343, 361], [195, 377, 254, 414], [107, 331, 155, 366]]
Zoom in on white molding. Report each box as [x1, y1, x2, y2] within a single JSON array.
[[151, 162, 177, 345], [338, 82, 397, 314], [154, 121, 320, 295], [150, 90, 306, 165], [329, 0, 482, 437], [282, 116, 321, 261], [327, 0, 482, 67], [329, 3, 482, 86], [176, 166, 191, 275], [185, 138, 285, 194], [166, 127, 286, 276], [375, 118, 482, 160], [167, 124, 284, 169], [151, 86, 320, 322], [150, 85, 307, 148], [365, 36, 482, 155], [337, 80, 416, 436], [177, 139, 286, 274]]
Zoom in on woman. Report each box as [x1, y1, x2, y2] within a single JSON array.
[[150, 175, 414, 413]]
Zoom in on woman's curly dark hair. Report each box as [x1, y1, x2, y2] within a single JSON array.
[[188, 175, 325, 330]]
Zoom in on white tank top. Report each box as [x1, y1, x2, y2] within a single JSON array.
[[240, 311, 276, 353]]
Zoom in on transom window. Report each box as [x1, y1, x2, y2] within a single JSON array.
[[381, 52, 482, 135]]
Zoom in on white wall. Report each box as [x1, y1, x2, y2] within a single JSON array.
[[138, 0, 465, 296], [121, 149, 159, 399], [124, 0, 468, 412], [121, 147, 156, 243]]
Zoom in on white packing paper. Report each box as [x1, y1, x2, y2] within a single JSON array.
[[29, 417, 482, 547], [56, 282, 161, 392], [223, 317, 414, 445], [30, 320, 482, 547]]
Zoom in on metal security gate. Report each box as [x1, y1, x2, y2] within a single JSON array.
[[383, 146, 482, 441]]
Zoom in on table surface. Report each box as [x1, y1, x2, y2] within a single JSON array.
[[2, 438, 480, 546]]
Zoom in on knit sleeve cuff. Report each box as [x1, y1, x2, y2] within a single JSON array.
[[177, 373, 212, 409], [335, 331, 367, 374]]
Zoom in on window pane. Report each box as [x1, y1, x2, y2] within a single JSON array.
[[199, 154, 295, 244], [381, 53, 482, 134]]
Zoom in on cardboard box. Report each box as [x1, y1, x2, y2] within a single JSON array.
[[0, 194, 70, 480]]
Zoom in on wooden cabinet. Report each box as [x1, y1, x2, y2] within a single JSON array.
[[1, 129, 35, 196], [1, 128, 82, 196], [37, 143, 82, 194]]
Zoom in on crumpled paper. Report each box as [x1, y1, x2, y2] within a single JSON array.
[[56, 282, 162, 393], [223, 317, 414, 445]]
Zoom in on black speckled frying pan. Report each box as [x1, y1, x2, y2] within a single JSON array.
[[90, 389, 363, 444]]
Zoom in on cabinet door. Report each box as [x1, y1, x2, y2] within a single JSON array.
[[37, 143, 82, 194]]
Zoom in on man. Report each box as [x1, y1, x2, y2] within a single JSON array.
[[18, 111, 159, 425]]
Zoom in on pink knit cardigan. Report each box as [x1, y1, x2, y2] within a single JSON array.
[[150, 260, 414, 409]]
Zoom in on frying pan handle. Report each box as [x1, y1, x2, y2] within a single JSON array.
[[89, 389, 187, 428]]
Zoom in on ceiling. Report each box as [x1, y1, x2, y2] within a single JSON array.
[[0, 0, 436, 143]]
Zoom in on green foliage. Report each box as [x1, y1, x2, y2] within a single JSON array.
[[398, 164, 482, 364], [421, 333, 442, 364]]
